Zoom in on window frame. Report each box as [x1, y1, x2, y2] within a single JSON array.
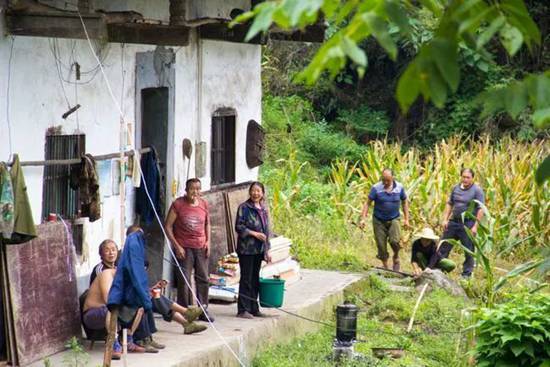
[[211, 109, 236, 186]]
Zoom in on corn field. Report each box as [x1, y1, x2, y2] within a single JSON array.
[[264, 136, 549, 267]]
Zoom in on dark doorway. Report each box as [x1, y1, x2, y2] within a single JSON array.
[[140, 87, 169, 284]]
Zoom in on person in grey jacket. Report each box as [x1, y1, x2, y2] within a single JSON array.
[[437, 168, 485, 278]]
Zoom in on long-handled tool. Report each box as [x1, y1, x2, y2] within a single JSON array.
[[182, 138, 193, 183]]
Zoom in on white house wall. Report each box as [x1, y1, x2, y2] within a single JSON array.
[[0, 34, 156, 292], [0, 28, 262, 294], [199, 39, 262, 189]]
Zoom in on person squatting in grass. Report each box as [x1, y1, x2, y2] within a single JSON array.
[[410, 227, 456, 276]]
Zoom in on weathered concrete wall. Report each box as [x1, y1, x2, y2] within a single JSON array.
[[199, 39, 262, 189], [0, 28, 262, 295], [0, 34, 152, 293], [89, 0, 251, 23], [187, 0, 251, 21], [93, 0, 171, 22]]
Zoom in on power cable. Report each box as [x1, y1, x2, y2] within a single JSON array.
[[50, 39, 72, 109], [74, 9, 464, 354], [157, 254, 465, 336], [5, 36, 15, 158], [76, 12, 246, 366]]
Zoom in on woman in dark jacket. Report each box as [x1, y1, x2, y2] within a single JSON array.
[[235, 181, 272, 319]]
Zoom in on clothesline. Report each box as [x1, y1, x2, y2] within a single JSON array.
[[8, 147, 152, 167]]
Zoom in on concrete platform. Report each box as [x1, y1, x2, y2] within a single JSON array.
[[30, 269, 362, 367]]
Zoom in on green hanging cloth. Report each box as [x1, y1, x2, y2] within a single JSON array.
[[3, 155, 36, 244], [0, 162, 15, 239]]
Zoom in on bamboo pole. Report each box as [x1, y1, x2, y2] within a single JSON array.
[[407, 283, 429, 333], [14, 147, 151, 167], [119, 117, 126, 247], [122, 328, 128, 367], [103, 309, 118, 367]]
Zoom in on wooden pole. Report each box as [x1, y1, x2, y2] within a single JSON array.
[[119, 117, 126, 246], [407, 283, 429, 333], [103, 309, 118, 367], [122, 328, 128, 367], [15, 147, 151, 167]]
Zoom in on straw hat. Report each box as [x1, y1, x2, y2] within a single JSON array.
[[415, 227, 439, 241]]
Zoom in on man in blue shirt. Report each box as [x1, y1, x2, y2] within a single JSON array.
[[360, 169, 410, 271]]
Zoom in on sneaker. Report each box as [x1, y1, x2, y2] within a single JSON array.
[[236, 311, 254, 319], [127, 342, 146, 353], [198, 309, 215, 322], [112, 340, 122, 360], [183, 322, 208, 334], [183, 307, 204, 323], [252, 311, 267, 318], [148, 337, 165, 350], [135, 339, 159, 353]]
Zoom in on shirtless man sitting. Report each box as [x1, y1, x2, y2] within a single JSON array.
[[83, 268, 145, 357]]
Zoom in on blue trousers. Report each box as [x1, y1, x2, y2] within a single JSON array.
[[439, 220, 475, 277]]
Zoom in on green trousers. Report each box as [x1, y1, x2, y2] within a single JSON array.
[[415, 253, 456, 273]]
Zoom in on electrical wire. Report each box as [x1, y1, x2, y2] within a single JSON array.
[[5, 36, 15, 158], [76, 12, 246, 366], [120, 43, 126, 118], [73, 8, 463, 354], [50, 39, 72, 109], [48, 38, 110, 86], [136, 167, 246, 366], [157, 254, 465, 337]]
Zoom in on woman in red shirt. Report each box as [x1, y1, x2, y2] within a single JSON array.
[[165, 178, 214, 322]]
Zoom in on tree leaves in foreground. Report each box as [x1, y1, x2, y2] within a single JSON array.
[[233, 0, 550, 182], [474, 293, 550, 367]]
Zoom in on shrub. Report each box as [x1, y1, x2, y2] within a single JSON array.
[[474, 293, 550, 367], [336, 106, 391, 142], [299, 123, 366, 166]]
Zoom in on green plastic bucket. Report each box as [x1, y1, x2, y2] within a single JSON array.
[[259, 278, 286, 308]]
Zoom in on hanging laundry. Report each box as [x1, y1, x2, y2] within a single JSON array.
[[130, 149, 141, 188], [70, 154, 101, 222], [3, 155, 36, 244], [136, 148, 160, 225], [0, 163, 15, 239]]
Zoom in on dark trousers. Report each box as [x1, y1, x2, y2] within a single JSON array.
[[133, 309, 157, 341], [237, 254, 263, 315], [152, 295, 174, 322], [439, 220, 476, 277], [0, 288, 5, 358], [176, 247, 209, 308]]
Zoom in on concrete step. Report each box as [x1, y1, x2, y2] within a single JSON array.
[[29, 269, 362, 367]]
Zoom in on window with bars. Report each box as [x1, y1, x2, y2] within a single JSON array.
[[211, 111, 236, 186], [41, 134, 85, 220]]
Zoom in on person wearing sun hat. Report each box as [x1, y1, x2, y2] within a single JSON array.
[[410, 227, 455, 276]]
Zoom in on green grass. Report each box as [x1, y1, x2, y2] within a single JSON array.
[[258, 94, 548, 365], [254, 275, 470, 367]]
